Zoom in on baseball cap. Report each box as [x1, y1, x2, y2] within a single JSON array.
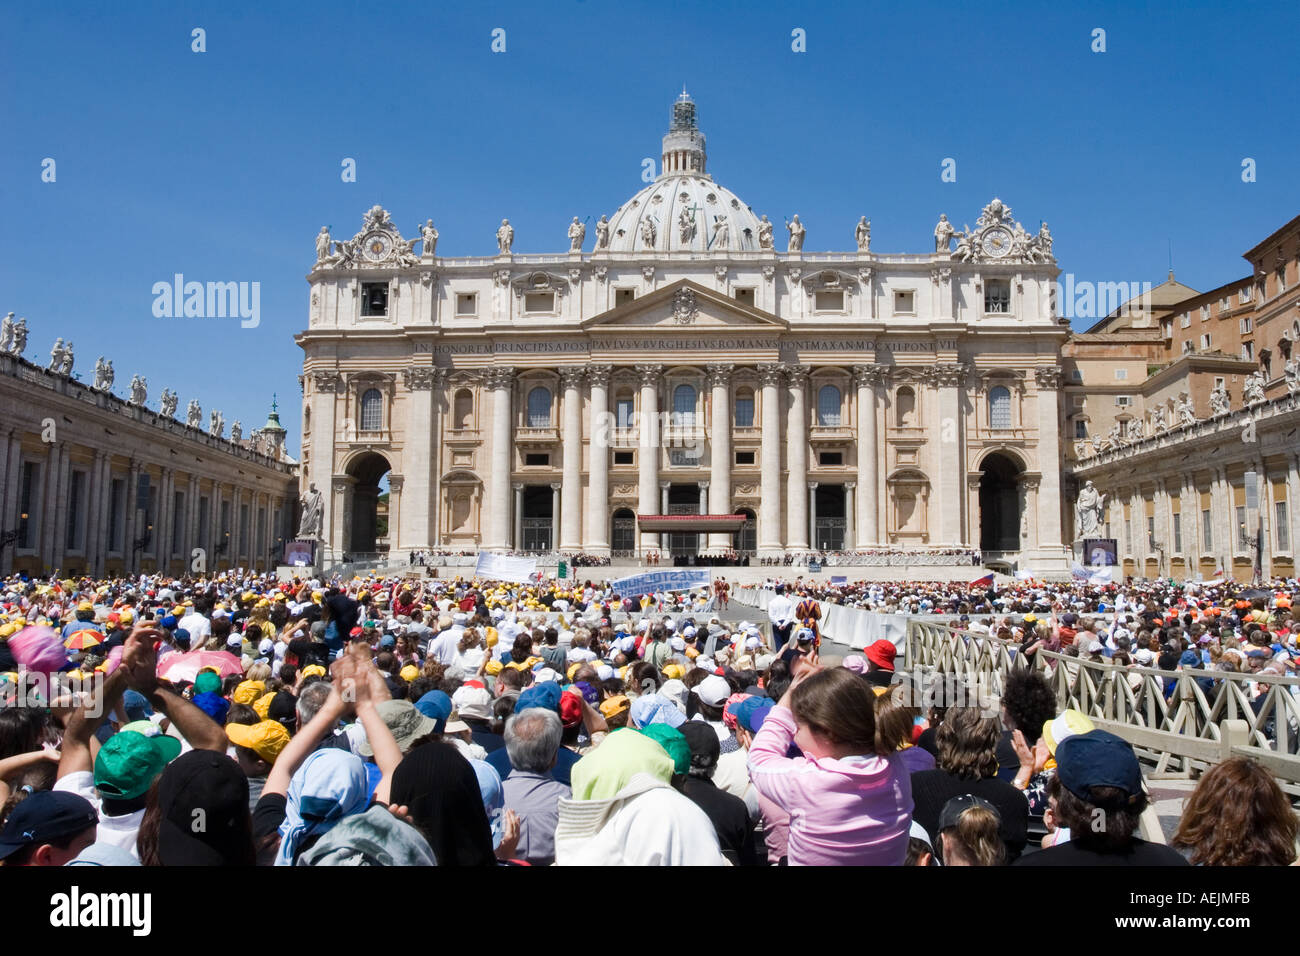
[[193, 670, 223, 695], [639, 724, 690, 775], [358, 700, 441, 757], [559, 689, 584, 729], [94, 728, 182, 801], [938, 793, 1001, 831], [1055, 730, 1144, 803], [226, 720, 291, 764], [725, 695, 774, 734], [412, 691, 453, 731], [452, 685, 493, 722], [515, 682, 562, 716], [599, 694, 630, 718], [156, 750, 252, 865], [695, 674, 731, 707], [0, 791, 98, 861]]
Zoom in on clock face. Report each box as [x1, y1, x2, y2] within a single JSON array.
[[982, 227, 1012, 258], [362, 232, 392, 261]]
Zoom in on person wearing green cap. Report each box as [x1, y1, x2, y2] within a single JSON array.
[[193, 669, 223, 696], [55, 626, 231, 859], [639, 724, 691, 778]]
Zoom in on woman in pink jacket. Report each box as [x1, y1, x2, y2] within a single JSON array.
[[747, 655, 913, 865]]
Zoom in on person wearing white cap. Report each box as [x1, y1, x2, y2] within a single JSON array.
[[692, 674, 739, 754]]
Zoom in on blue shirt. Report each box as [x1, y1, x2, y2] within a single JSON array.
[[486, 742, 580, 787]]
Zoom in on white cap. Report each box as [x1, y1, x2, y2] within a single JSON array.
[[696, 674, 731, 707], [669, 636, 686, 651]]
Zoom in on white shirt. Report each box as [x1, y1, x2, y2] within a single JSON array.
[[178, 611, 211, 644], [427, 629, 461, 666], [767, 595, 794, 627], [54, 771, 144, 859]]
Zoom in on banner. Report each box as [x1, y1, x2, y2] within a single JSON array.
[[473, 552, 538, 584], [610, 568, 711, 597]]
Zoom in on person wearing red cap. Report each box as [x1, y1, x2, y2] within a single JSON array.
[[865, 639, 897, 690]]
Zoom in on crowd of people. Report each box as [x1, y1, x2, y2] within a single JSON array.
[[0, 568, 1296, 867], [756, 548, 984, 567]]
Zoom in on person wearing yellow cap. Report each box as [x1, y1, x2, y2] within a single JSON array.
[[227, 720, 291, 807], [232, 680, 266, 705]]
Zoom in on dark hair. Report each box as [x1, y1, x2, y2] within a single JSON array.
[[788, 668, 884, 756], [627, 661, 660, 696], [1000, 669, 1056, 745], [490, 694, 517, 735], [904, 836, 934, 866], [510, 633, 534, 664], [225, 703, 260, 726], [0, 708, 50, 761], [935, 708, 1000, 780], [1047, 773, 1146, 851], [497, 667, 526, 693], [1172, 756, 1297, 866], [765, 660, 792, 702], [874, 695, 918, 753]]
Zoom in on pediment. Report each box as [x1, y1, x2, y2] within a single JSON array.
[[581, 279, 788, 332]]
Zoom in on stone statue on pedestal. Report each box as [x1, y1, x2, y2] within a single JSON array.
[[1176, 392, 1197, 427], [129, 375, 147, 405], [757, 215, 774, 250], [0, 313, 13, 353], [93, 357, 114, 390], [855, 216, 871, 252], [1075, 480, 1107, 539], [1243, 370, 1266, 405], [420, 219, 438, 257], [786, 215, 805, 252], [1209, 382, 1230, 416], [160, 389, 178, 418], [934, 214, 955, 252], [210, 410, 224, 437], [186, 399, 202, 428], [496, 219, 514, 254], [6, 317, 26, 356], [1285, 357, 1300, 396], [567, 217, 585, 252], [594, 215, 610, 250], [315, 226, 332, 263], [231, 420, 242, 443], [297, 482, 325, 539]]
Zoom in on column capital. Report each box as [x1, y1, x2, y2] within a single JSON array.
[[659, 480, 671, 490], [844, 481, 856, 490], [807, 481, 819, 490], [753, 363, 781, 387], [512, 482, 524, 491], [1034, 365, 1064, 390], [784, 364, 810, 387], [706, 363, 734, 388], [587, 364, 614, 389], [387, 474, 404, 492], [559, 365, 586, 389], [852, 363, 888, 388], [636, 363, 663, 386], [925, 363, 970, 388], [697, 480, 710, 489], [484, 365, 516, 390]]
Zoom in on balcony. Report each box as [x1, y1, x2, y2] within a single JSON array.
[[514, 426, 559, 446], [810, 423, 853, 443]]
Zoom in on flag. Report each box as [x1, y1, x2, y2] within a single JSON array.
[[1014, 570, 1035, 581], [971, 572, 995, 588]]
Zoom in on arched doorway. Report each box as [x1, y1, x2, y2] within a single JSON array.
[[611, 508, 636, 555], [735, 508, 757, 554], [347, 452, 391, 557], [979, 453, 1022, 552]]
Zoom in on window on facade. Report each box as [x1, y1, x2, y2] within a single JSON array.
[[1240, 287, 1252, 304], [65, 470, 85, 552], [896, 387, 916, 425], [1074, 420, 1088, 438], [1240, 317, 1253, 334], [1160, 318, 1172, 339], [1202, 510, 1212, 551], [1241, 342, 1253, 362], [988, 386, 1012, 429], [1071, 369, 1083, 381], [360, 389, 383, 431], [1236, 506, 1247, 549], [815, 290, 845, 312], [1147, 516, 1155, 552], [613, 451, 634, 465], [1276, 501, 1289, 552], [1200, 305, 1210, 321], [527, 387, 552, 427], [1220, 296, 1231, 313], [1173, 513, 1182, 553], [524, 453, 549, 467], [362, 282, 389, 317], [673, 384, 697, 426], [817, 385, 842, 426], [669, 448, 701, 466], [984, 279, 1010, 313], [733, 288, 755, 307], [1124, 518, 1131, 553], [894, 291, 915, 315], [734, 390, 755, 427], [1180, 312, 1191, 328], [735, 450, 756, 465], [453, 389, 473, 428], [1277, 266, 1287, 295], [616, 396, 635, 428], [1201, 333, 1212, 350], [1182, 340, 1194, 354], [615, 288, 635, 306], [819, 451, 843, 466], [524, 292, 555, 314], [455, 293, 477, 317]]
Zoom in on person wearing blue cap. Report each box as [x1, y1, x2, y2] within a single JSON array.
[[1014, 730, 1187, 867], [0, 790, 99, 866]]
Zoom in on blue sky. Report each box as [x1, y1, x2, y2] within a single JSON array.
[[4, 0, 1298, 459]]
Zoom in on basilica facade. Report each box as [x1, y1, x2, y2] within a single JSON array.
[[297, 94, 1071, 570]]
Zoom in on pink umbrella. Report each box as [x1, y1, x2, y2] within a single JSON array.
[[157, 649, 244, 684]]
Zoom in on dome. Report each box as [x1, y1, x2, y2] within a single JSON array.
[[602, 93, 767, 254]]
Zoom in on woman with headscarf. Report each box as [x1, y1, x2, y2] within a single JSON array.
[[553, 728, 726, 865], [273, 749, 371, 866], [390, 742, 498, 866]]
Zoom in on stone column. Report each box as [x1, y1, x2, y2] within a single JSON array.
[[1288, 454, 1300, 563], [559, 365, 585, 550], [309, 371, 341, 544], [400, 366, 440, 551], [512, 483, 524, 549], [1033, 367, 1065, 552], [758, 363, 783, 552], [660, 480, 670, 553], [807, 481, 818, 549], [124, 459, 141, 573], [49, 445, 71, 571], [707, 363, 733, 551], [930, 364, 968, 546], [585, 365, 612, 553], [843, 481, 856, 550], [549, 482, 562, 551], [185, 475, 199, 567], [785, 365, 810, 549], [636, 364, 662, 552], [387, 475, 403, 555], [1020, 475, 1040, 553], [483, 366, 515, 550], [1211, 467, 1231, 572], [853, 365, 884, 546]]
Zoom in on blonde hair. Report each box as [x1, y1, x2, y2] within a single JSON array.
[[941, 806, 1005, 866]]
